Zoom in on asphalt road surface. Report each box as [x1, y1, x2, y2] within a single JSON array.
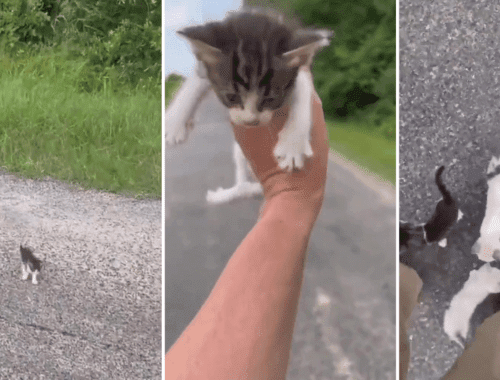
[[165, 92, 396, 379], [0, 173, 162, 379], [400, 1, 500, 379]]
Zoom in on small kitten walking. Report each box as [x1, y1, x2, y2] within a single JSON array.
[[20, 244, 42, 285], [422, 165, 461, 247], [400, 166, 461, 251], [471, 156, 500, 262]]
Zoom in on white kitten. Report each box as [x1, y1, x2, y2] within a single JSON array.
[[471, 156, 500, 262], [443, 263, 500, 347]]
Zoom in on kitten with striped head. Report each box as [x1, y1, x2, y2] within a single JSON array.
[[165, 7, 332, 188]]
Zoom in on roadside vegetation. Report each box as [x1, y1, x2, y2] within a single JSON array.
[[0, 0, 161, 198]]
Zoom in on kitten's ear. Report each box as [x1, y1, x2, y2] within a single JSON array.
[[283, 29, 333, 68], [178, 25, 225, 66]]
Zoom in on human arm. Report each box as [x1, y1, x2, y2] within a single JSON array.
[[165, 90, 329, 379]]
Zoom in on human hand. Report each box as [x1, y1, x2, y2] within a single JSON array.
[[231, 90, 329, 221]]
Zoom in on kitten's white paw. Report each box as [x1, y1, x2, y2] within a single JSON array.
[[438, 238, 447, 248], [471, 239, 500, 262], [165, 109, 193, 145], [21, 272, 29, 281], [273, 133, 313, 171], [443, 311, 467, 348]]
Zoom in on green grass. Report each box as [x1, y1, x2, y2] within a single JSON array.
[[326, 120, 396, 185], [0, 51, 161, 198], [165, 74, 183, 107]]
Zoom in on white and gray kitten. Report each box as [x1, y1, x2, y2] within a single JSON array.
[[471, 156, 500, 262], [443, 263, 500, 348], [165, 7, 332, 204], [20, 244, 42, 285]]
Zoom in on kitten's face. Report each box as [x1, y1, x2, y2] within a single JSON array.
[[472, 236, 500, 262], [179, 8, 332, 126], [209, 54, 298, 126]]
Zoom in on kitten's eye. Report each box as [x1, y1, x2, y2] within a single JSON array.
[[225, 93, 240, 104]]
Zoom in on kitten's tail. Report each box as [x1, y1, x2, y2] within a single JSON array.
[[435, 166, 454, 205]]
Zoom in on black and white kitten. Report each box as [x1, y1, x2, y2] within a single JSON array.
[[20, 244, 42, 285], [422, 166, 461, 247], [165, 7, 332, 204], [471, 156, 500, 262], [400, 166, 462, 251]]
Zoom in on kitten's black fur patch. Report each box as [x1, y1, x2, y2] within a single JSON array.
[[20, 244, 42, 272], [423, 166, 459, 243], [400, 166, 459, 255]]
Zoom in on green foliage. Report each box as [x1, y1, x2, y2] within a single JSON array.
[[0, 0, 162, 197], [56, 0, 161, 88], [327, 120, 396, 184], [0, 0, 54, 49], [0, 52, 161, 197], [165, 74, 184, 107], [0, 0, 161, 89], [291, 0, 396, 136]]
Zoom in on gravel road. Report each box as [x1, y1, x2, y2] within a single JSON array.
[[0, 170, 162, 379], [400, 1, 500, 379]]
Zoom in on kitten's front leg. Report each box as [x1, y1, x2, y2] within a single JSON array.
[[31, 270, 39, 285], [165, 64, 212, 145], [273, 69, 314, 171]]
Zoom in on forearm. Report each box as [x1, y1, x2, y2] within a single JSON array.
[[165, 198, 317, 380]]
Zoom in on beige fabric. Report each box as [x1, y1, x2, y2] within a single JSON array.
[[442, 311, 500, 380], [399, 263, 423, 380]]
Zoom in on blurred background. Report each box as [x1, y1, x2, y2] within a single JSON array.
[[165, 0, 396, 183], [0, 0, 162, 197]]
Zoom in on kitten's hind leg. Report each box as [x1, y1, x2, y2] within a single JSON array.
[[21, 263, 29, 280], [206, 142, 262, 205]]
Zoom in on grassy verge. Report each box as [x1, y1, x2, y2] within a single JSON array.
[[0, 52, 161, 198], [326, 120, 396, 185], [165, 74, 183, 107]]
